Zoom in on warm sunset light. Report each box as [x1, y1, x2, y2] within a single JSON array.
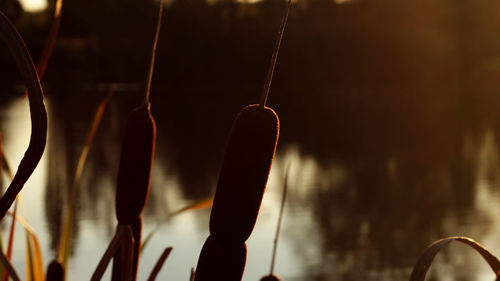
[[19, 0, 47, 12]]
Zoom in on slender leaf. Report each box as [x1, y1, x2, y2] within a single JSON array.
[[146, 247, 172, 281], [57, 86, 114, 276], [410, 236, 500, 281], [35, 0, 63, 79], [91, 225, 133, 281], [5, 211, 44, 280], [0, 246, 21, 281], [0, 7, 48, 221], [189, 268, 195, 281], [141, 197, 213, 251], [25, 231, 33, 281]]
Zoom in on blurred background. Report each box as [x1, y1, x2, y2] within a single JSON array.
[[2, 0, 500, 280]]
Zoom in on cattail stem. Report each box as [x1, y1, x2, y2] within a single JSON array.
[[259, 0, 293, 108], [143, 0, 165, 107]]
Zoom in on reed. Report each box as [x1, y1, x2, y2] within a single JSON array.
[[194, 1, 291, 280], [112, 0, 163, 279]]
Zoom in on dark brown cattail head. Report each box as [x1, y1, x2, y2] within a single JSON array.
[[115, 105, 156, 225], [209, 104, 279, 243], [260, 275, 281, 281], [46, 260, 64, 281], [194, 235, 247, 281]]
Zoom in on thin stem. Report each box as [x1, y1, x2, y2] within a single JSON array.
[[143, 0, 165, 107], [270, 163, 291, 275], [259, 0, 293, 108]]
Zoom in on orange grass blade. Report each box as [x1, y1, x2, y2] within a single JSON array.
[[189, 268, 195, 281], [0, 9, 48, 221], [91, 225, 133, 281], [410, 236, 500, 281], [0, 246, 21, 281], [146, 247, 172, 281], [141, 197, 213, 251], [5, 211, 44, 280], [35, 0, 63, 79], [57, 86, 115, 273]]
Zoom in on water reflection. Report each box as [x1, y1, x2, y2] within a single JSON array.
[[2, 90, 500, 280]]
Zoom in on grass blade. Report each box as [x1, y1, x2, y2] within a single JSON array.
[[91, 225, 133, 281], [141, 197, 213, 252], [189, 268, 195, 281], [0, 246, 21, 281], [269, 163, 290, 276], [0, 9, 48, 221], [146, 247, 172, 281], [5, 211, 44, 280], [57, 86, 114, 275], [35, 0, 63, 79], [410, 236, 500, 281], [25, 231, 33, 281]]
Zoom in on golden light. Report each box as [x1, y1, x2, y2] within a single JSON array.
[[19, 0, 47, 12]]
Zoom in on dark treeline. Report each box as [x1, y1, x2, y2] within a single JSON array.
[[2, 0, 500, 156]]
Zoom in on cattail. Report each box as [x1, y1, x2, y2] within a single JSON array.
[[112, 217, 143, 280], [260, 275, 280, 281], [194, 235, 247, 280], [113, 0, 163, 279], [194, 0, 291, 279], [209, 104, 279, 243], [113, 105, 155, 281], [194, 105, 279, 281], [46, 260, 64, 281], [115, 105, 156, 224]]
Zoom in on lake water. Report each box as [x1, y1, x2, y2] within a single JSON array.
[[2, 90, 500, 281]]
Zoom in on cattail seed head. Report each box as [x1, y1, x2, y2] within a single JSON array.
[[115, 105, 156, 225], [46, 260, 64, 281], [194, 235, 247, 281], [209, 104, 279, 243], [260, 275, 281, 281]]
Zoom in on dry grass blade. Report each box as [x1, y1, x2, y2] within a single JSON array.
[[189, 268, 195, 281], [91, 225, 133, 281], [5, 211, 44, 280], [410, 236, 500, 281], [146, 247, 172, 281], [0, 139, 14, 181], [0, 10, 47, 220], [57, 86, 115, 272], [35, 0, 63, 78], [259, 0, 292, 107], [141, 197, 213, 252], [269, 163, 290, 276], [0, 246, 20, 281]]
